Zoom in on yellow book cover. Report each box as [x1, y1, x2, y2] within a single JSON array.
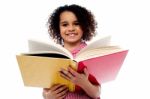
[[16, 55, 76, 91]]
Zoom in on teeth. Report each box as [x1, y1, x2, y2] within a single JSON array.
[[70, 34, 75, 36], [67, 33, 76, 37]]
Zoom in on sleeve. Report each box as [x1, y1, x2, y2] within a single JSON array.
[[75, 62, 101, 92]]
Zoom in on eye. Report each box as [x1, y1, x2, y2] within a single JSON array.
[[61, 23, 68, 27], [74, 22, 80, 25]]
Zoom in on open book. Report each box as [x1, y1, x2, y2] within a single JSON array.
[[16, 36, 128, 92]]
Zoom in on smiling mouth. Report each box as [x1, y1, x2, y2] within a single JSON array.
[[66, 33, 77, 37]]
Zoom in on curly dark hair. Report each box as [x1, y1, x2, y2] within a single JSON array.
[[48, 4, 97, 44]]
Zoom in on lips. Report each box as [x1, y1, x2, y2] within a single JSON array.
[[66, 33, 78, 37]]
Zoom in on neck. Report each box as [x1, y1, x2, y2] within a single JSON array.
[[63, 41, 82, 52]]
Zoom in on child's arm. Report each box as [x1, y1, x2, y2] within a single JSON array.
[[60, 67, 101, 98]]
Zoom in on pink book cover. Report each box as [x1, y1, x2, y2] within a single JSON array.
[[77, 50, 128, 84]]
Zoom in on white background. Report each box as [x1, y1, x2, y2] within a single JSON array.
[[0, 0, 150, 99]]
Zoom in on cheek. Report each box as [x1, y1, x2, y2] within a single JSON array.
[[78, 28, 84, 36], [60, 27, 65, 34], [80, 33, 83, 39], [60, 29, 66, 39]]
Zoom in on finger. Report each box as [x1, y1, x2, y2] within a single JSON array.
[[46, 85, 68, 98], [68, 66, 79, 77], [59, 71, 71, 81], [60, 68, 74, 79], [83, 68, 89, 77], [50, 84, 64, 91], [55, 85, 68, 94], [43, 88, 51, 92], [43, 89, 51, 99], [43, 88, 50, 98], [57, 87, 68, 97]]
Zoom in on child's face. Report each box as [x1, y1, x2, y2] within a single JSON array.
[[59, 11, 83, 44]]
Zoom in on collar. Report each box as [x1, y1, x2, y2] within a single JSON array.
[[71, 42, 87, 57]]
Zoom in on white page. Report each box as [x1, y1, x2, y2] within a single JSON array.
[[77, 35, 111, 56], [28, 39, 73, 59]]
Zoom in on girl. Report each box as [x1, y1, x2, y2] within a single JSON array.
[[43, 4, 101, 99]]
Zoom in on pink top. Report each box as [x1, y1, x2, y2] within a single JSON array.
[[65, 42, 100, 99], [71, 42, 87, 58]]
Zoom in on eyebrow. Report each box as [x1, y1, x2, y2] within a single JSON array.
[[60, 21, 67, 24], [60, 20, 79, 24]]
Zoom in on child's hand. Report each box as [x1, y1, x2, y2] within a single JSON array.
[[60, 66, 89, 87], [60, 67, 100, 98], [43, 84, 68, 99]]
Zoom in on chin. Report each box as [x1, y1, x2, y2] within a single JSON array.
[[67, 39, 80, 43]]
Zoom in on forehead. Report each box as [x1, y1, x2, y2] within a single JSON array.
[[60, 11, 78, 22]]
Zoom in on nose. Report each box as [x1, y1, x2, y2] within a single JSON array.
[[68, 25, 75, 31]]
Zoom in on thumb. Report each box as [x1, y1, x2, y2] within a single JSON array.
[[43, 88, 49, 92], [83, 68, 89, 77]]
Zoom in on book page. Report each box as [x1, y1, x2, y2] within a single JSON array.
[[75, 46, 125, 62], [22, 50, 70, 59], [77, 35, 111, 55], [28, 39, 73, 59]]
